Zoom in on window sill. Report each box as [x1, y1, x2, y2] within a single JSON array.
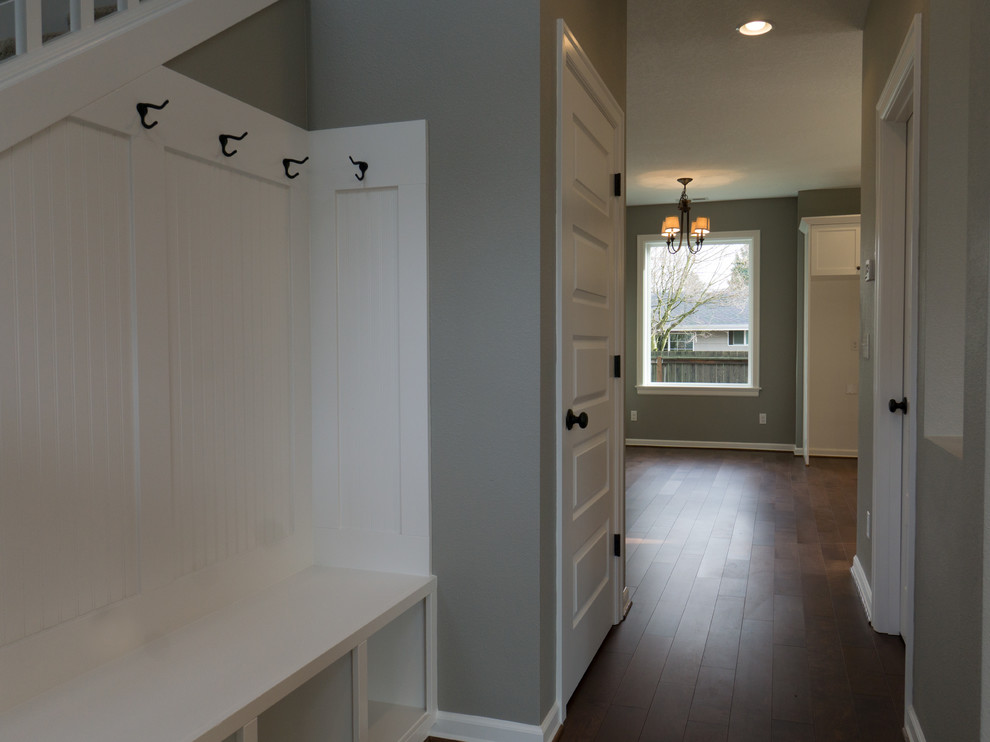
[[635, 384, 761, 397]]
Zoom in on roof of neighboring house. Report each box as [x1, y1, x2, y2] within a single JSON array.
[[673, 301, 749, 331]]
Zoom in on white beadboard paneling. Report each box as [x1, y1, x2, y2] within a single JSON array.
[[0, 120, 137, 647], [165, 152, 294, 577], [0, 66, 313, 713], [337, 187, 402, 534]]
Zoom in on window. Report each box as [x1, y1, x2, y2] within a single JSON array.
[[636, 230, 760, 395], [665, 332, 696, 352], [728, 330, 749, 346]]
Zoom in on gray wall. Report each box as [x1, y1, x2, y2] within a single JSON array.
[[309, 0, 626, 727], [972, 0, 990, 729], [308, 1, 544, 724], [915, 0, 984, 737], [625, 198, 799, 447], [862, 0, 986, 739], [165, 0, 308, 129], [794, 188, 861, 448]]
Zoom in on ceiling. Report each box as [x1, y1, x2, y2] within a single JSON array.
[[626, 0, 870, 206]]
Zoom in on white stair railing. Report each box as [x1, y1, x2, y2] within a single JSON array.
[[1, 0, 141, 60], [0, 0, 276, 155]]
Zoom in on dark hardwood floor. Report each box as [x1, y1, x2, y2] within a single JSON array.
[[559, 447, 905, 742]]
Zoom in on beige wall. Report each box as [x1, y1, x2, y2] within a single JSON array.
[[794, 188, 861, 447], [808, 277, 859, 456]]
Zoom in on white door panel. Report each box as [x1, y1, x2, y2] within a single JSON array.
[[559, 23, 625, 708]]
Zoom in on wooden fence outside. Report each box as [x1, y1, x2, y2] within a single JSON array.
[[652, 352, 748, 384]]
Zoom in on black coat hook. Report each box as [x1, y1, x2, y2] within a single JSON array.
[[136, 99, 169, 129], [349, 156, 369, 181], [283, 156, 309, 179], [219, 131, 248, 157]]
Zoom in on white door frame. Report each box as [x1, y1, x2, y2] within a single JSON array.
[[555, 19, 625, 719], [868, 9, 921, 695]]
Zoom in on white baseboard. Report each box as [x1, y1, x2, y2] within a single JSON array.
[[904, 704, 926, 742], [402, 710, 437, 742], [626, 438, 796, 453], [808, 447, 858, 458], [850, 556, 873, 622], [431, 704, 560, 742]]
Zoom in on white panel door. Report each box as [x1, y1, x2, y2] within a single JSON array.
[[309, 121, 430, 576], [559, 24, 625, 706]]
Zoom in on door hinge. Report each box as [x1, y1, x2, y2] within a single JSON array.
[[613, 534, 622, 557], [613, 355, 621, 378], [613, 173, 622, 197]]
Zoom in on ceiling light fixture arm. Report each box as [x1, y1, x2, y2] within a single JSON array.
[[664, 177, 707, 254]]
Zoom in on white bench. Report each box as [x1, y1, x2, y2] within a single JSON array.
[[0, 567, 436, 742]]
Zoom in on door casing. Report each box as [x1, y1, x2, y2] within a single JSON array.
[[867, 10, 921, 715]]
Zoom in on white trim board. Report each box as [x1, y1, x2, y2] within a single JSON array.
[[870, 12, 922, 638], [904, 705, 926, 742], [626, 438, 796, 454], [431, 704, 561, 742], [851, 556, 873, 623], [808, 448, 858, 458]]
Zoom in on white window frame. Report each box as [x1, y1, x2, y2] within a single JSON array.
[[665, 331, 696, 352], [636, 230, 760, 396], [728, 329, 749, 347]]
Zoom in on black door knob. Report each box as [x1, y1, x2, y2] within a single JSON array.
[[888, 397, 908, 414], [566, 409, 589, 430]]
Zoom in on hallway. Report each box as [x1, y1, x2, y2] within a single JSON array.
[[560, 447, 905, 741]]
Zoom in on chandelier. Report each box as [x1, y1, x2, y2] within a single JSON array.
[[661, 178, 710, 254]]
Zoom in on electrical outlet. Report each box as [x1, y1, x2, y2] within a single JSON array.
[[759, 413, 766, 425], [630, 410, 638, 422]]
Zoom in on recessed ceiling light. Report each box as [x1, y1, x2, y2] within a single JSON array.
[[737, 20, 773, 36]]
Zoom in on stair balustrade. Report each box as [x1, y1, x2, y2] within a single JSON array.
[[0, 0, 149, 63]]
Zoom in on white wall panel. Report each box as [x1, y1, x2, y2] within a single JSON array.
[[165, 152, 294, 577], [309, 121, 430, 574], [0, 120, 137, 647]]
